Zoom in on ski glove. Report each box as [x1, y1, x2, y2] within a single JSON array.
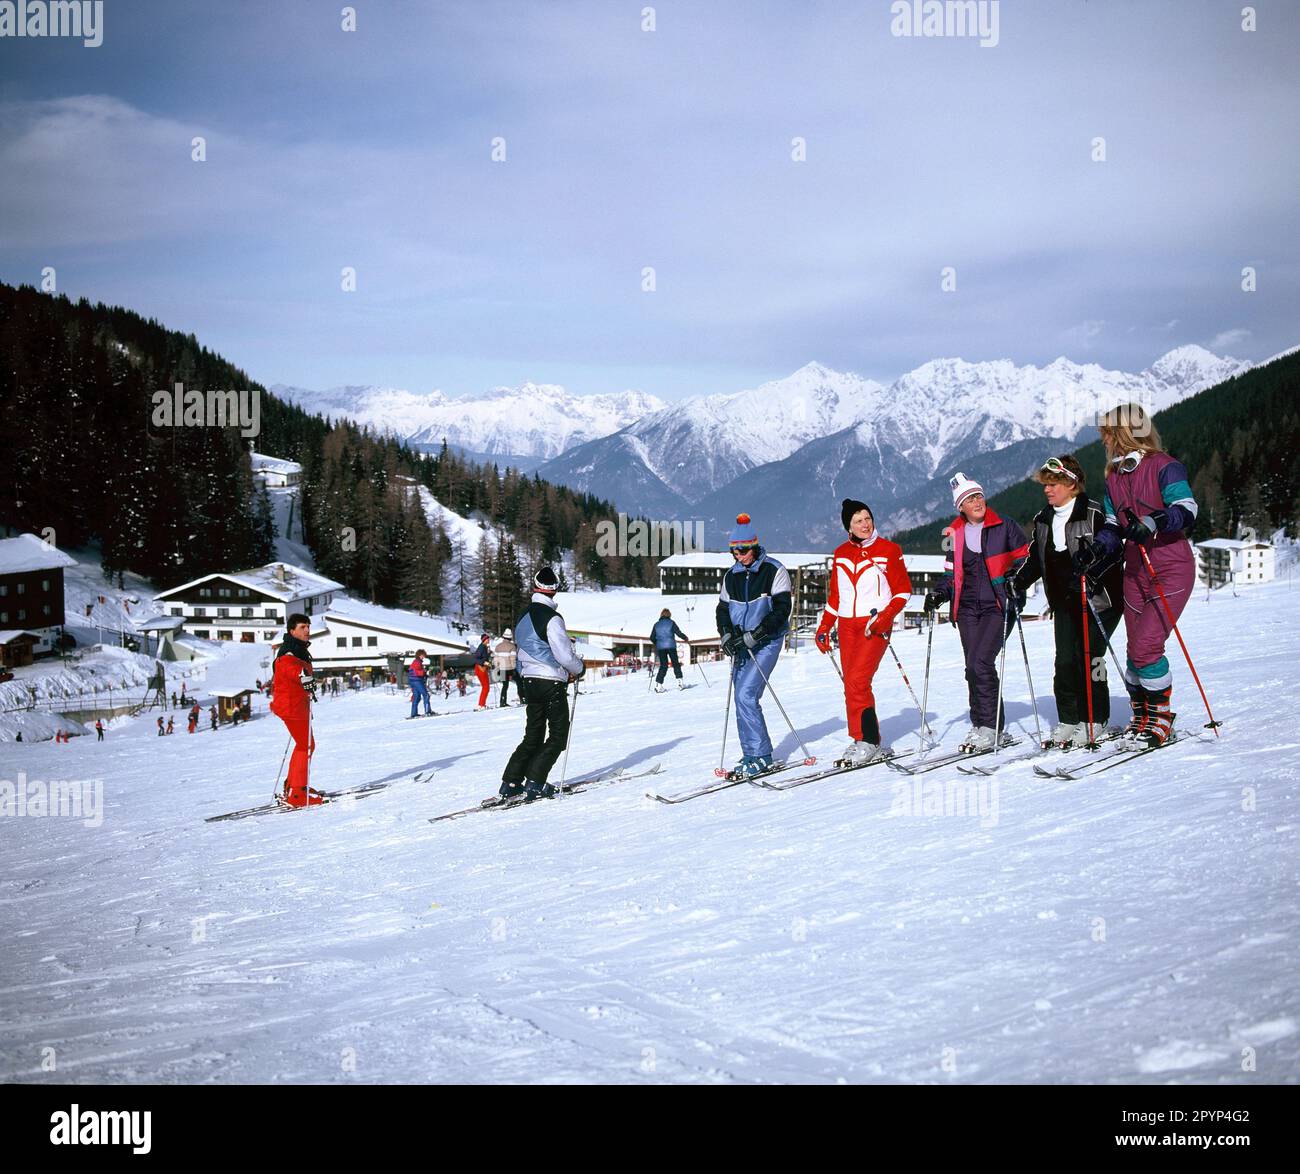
[[1122, 511, 1165, 544], [923, 591, 943, 616], [814, 630, 832, 654], [742, 630, 760, 651], [720, 630, 746, 658], [1006, 580, 1027, 616], [1071, 540, 1106, 577]]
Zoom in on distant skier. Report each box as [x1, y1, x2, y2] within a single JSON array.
[[156, 716, 164, 737], [815, 499, 912, 763], [165, 715, 174, 735], [1074, 403, 1199, 747], [1008, 454, 1123, 747], [270, 613, 322, 807], [209, 705, 218, 731], [473, 633, 492, 710], [407, 649, 432, 719], [651, 609, 689, 692], [716, 513, 792, 777], [494, 628, 519, 706], [498, 566, 585, 802], [924, 473, 1030, 752], [95, 719, 104, 742], [457, 674, 467, 698]]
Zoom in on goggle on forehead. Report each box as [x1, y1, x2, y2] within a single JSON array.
[[1040, 457, 1079, 481]]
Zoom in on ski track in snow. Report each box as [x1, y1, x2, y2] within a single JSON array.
[[1, 581, 1297, 1084]]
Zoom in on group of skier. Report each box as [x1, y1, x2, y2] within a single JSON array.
[[265, 399, 1204, 807]]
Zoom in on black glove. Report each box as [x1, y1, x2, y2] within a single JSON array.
[[743, 629, 767, 652], [1071, 540, 1105, 578], [923, 591, 942, 616], [720, 630, 745, 657], [1121, 511, 1164, 544], [1006, 579, 1027, 616]]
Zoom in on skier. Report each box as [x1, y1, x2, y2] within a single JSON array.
[[270, 613, 323, 807], [716, 512, 792, 777], [498, 566, 586, 802], [473, 633, 492, 710], [457, 674, 467, 698], [407, 649, 432, 719], [95, 719, 104, 742], [651, 608, 689, 692], [187, 709, 197, 735], [1007, 454, 1123, 747], [1074, 403, 1199, 746], [209, 705, 218, 731], [494, 628, 519, 706], [156, 716, 164, 737], [924, 474, 1031, 752], [165, 716, 174, 735], [815, 499, 912, 763]]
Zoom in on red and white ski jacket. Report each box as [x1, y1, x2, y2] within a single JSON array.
[[818, 534, 912, 634]]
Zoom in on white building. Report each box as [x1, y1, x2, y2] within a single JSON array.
[[1195, 539, 1276, 589], [251, 452, 302, 488], [153, 562, 344, 644], [0, 532, 76, 658], [315, 597, 472, 672]]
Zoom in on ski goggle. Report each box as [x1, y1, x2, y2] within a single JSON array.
[[1040, 457, 1079, 481], [1110, 452, 1142, 474], [730, 542, 759, 556]]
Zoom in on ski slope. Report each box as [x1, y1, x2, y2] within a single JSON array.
[[1, 578, 1297, 1084]]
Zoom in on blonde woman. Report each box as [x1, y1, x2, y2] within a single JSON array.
[[1074, 404, 1198, 747], [1009, 454, 1122, 747]]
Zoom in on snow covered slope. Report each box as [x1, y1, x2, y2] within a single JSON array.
[[0, 579, 1294, 1083]]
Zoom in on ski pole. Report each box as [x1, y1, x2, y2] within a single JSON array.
[[1080, 576, 1096, 748], [716, 656, 736, 777], [870, 609, 932, 739], [828, 649, 845, 683], [697, 660, 710, 688], [558, 679, 579, 789], [1011, 606, 1045, 748], [1081, 587, 1127, 696], [743, 644, 816, 766], [919, 610, 936, 750], [1123, 509, 1221, 735], [270, 730, 292, 803], [989, 601, 1014, 762]]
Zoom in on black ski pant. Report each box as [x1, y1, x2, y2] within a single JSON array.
[[655, 647, 682, 684], [1052, 598, 1121, 726], [499, 669, 518, 706], [957, 600, 1008, 732], [502, 678, 572, 786]]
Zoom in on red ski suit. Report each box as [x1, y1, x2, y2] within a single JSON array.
[[270, 650, 315, 805], [817, 535, 912, 740]]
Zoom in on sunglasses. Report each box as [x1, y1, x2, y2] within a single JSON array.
[[1040, 457, 1079, 481], [731, 543, 759, 556]]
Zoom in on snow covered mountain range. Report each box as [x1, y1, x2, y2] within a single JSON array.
[[269, 381, 664, 466], [274, 345, 1247, 547]]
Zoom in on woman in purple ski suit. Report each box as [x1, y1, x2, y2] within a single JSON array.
[[1075, 403, 1198, 747]]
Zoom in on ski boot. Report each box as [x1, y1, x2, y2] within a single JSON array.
[[961, 726, 998, 753], [838, 740, 885, 767], [1132, 688, 1174, 747], [654, 684, 666, 694], [677, 680, 686, 690], [1120, 692, 1151, 744], [738, 754, 775, 779], [1047, 721, 1080, 749], [283, 785, 325, 809], [523, 778, 558, 802], [497, 779, 526, 802]]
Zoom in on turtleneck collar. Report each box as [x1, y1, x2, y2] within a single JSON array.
[[850, 531, 878, 548]]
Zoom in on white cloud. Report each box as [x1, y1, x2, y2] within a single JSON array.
[[1209, 328, 1252, 351]]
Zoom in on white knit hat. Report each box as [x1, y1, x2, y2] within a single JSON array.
[[949, 471, 985, 510]]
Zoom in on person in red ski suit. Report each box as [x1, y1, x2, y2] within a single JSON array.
[[473, 633, 493, 710], [270, 614, 322, 807], [816, 499, 912, 763]]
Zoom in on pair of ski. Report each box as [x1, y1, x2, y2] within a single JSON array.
[[206, 769, 439, 822], [428, 762, 666, 823], [1032, 728, 1194, 780], [648, 751, 908, 805], [885, 738, 1023, 777]]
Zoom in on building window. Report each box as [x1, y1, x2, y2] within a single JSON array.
[[352, 637, 362, 647], [200, 587, 212, 598], [0, 585, 6, 596], [367, 636, 378, 647], [0, 612, 7, 623], [237, 588, 250, 598], [172, 607, 183, 616], [218, 587, 231, 598], [43, 605, 51, 616], [17, 609, 26, 620], [195, 630, 210, 639], [218, 608, 229, 618], [242, 608, 254, 618], [337, 637, 347, 648], [264, 609, 278, 619], [263, 632, 275, 641], [42, 578, 50, 590], [194, 607, 206, 617], [217, 631, 233, 641], [16, 583, 25, 594]]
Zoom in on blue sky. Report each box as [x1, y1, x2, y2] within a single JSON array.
[[1, 0, 1296, 400]]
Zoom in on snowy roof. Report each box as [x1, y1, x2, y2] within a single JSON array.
[[250, 452, 302, 474], [0, 533, 77, 575], [325, 596, 473, 650], [0, 629, 43, 643], [1196, 539, 1272, 551], [573, 640, 614, 662], [136, 615, 187, 631], [658, 552, 829, 569], [154, 562, 344, 603], [554, 589, 720, 642], [213, 687, 252, 698]]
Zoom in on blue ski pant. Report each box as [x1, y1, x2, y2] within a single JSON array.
[[409, 678, 431, 716], [732, 640, 782, 758]]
